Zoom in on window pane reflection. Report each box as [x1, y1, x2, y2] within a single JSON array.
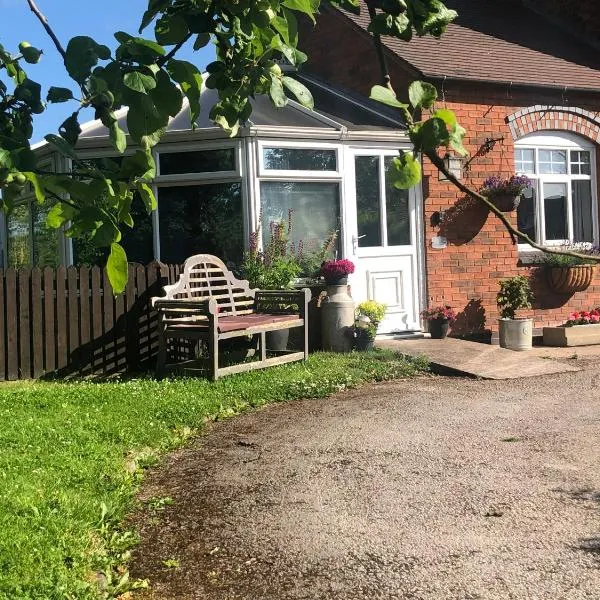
[[263, 148, 337, 171], [544, 182, 568, 240], [159, 183, 243, 266], [260, 181, 340, 250], [385, 156, 410, 245], [517, 184, 536, 241], [7, 204, 31, 268], [355, 156, 381, 247], [572, 180, 594, 243]]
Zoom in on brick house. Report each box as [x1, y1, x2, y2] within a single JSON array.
[[5, 0, 600, 340], [301, 0, 600, 338]]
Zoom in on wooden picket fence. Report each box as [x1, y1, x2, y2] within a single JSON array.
[[0, 262, 183, 380]]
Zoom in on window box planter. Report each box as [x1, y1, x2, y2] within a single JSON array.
[[546, 265, 595, 294], [543, 323, 600, 347]]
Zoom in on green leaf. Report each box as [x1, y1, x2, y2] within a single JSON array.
[[139, 0, 170, 32], [126, 94, 168, 147], [150, 70, 183, 118], [370, 85, 409, 109], [120, 149, 156, 180], [166, 59, 203, 125], [109, 121, 127, 154], [47, 87, 74, 103], [270, 76, 287, 108], [408, 81, 438, 109], [47, 202, 76, 229], [282, 76, 314, 109], [59, 113, 81, 146], [388, 152, 422, 189], [65, 36, 111, 82], [123, 70, 157, 94], [137, 182, 157, 213], [155, 13, 189, 45], [193, 33, 211, 50], [411, 117, 450, 151], [282, 0, 317, 22], [0, 149, 14, 169], [432, 108, 457, 129], [23, 172, 45, 203], [107, 243, 128, 294], [449, 123, 468, 157], [44, 134, 77, 159]]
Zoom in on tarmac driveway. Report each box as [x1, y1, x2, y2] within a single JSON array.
[[132, 361, 600, 599]]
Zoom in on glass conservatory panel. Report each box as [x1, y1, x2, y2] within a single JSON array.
[[158, 183, 243, 266], [159, 148, 236, 175], [260, 181, 340, 250], [263, 148, 337, 171]]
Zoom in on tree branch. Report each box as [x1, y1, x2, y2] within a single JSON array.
[[25, 0, 67, 60], [157, 33, 193, 67], [365, 0, 394, 91], [427, 151, 600, 262]]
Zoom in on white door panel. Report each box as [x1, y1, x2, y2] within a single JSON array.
[[344, 149, 421, 333]]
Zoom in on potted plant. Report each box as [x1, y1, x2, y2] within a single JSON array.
[[543, 308, 600, 346], [480, 175, 532, 212], [353, 300, 387, 350], [321, 258, 355, 285], [242, 218, 301, 351], [420, 305, 456, 339], [542, 244, 599, 293], [320, 259, 356, 352], [496, 275, 534, 351]]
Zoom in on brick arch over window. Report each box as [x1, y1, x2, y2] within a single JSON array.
[[506, 106, 600, 143]]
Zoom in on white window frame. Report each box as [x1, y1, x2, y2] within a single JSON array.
[[256, 139, 341, 180], [253, 139, 344, 254], [155, 140, 242, 184], [515, 131, 598, 251]]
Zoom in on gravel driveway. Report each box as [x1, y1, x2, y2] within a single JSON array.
[[132, 361, 600, 599]]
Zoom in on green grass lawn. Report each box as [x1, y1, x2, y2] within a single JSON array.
[[0, 351, 426, 599]]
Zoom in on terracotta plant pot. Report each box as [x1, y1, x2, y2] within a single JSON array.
[[546, 265, 595, 294], [428, 318, 450, 339], [488, 194, 521, 212]]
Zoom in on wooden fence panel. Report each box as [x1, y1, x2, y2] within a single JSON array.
[[56, 266, 68, 371], [6, 269, 18, 380], [0, 262, 177, 380], [31, 268, 43, 379], [43, 267, 56, 374]]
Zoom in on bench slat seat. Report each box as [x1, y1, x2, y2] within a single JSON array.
[[152, 254, 311, 379]]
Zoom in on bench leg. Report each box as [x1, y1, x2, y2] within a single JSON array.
[[156, 329, 167, 379], [209, 329, 219, 381]]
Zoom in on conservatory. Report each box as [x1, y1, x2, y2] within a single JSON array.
[[1, 74, 424, 333]]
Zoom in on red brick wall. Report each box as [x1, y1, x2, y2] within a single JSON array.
[[301, 9, 600, 337]]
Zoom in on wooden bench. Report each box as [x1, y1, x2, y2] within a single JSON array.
[[152, 254, 311, 380]]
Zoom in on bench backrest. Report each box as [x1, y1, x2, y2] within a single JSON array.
[[162, 254, 256, 316]]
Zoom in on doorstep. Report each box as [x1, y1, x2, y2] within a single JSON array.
[[377, 337, 580, 380]]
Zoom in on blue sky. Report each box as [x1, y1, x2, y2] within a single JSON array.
[[0, 0, 215, 142]]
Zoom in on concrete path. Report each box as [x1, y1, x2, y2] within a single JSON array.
[[131, 360, 600, 599], [378, 337, 580, 379]]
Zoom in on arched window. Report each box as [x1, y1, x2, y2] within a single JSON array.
[[515, 132, 597, 247]]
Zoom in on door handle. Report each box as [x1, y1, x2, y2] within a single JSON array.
[[352, 234, 366, 254]]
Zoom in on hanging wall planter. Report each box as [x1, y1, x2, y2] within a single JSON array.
[[488, 194, 521, 213], [546, 265, 595, 294]]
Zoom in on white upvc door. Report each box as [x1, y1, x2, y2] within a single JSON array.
[[344, 148, 421, 333]]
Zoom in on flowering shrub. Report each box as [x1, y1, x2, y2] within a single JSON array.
[[481, 175, 532, 197], [321, 259, 355, 282], [565, 308, 600, 326], [420, 305, 456, 322], [354, 300, 388, 340]]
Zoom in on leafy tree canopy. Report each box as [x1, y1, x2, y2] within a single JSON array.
[[1, 0, 461, 291]]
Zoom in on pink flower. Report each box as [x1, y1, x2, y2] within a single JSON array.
[[591, 314, 600, 323]]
